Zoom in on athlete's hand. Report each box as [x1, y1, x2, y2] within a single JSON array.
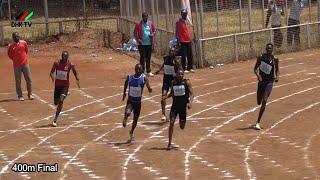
[[257, 75, 262, 82], [122, 94, 126, 101], [148, 88, 153, 93], [187, 103, 192, 109], [76, 80, 80, 89]]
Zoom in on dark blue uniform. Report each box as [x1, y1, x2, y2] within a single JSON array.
[[257, 53, 277, 104], [162, 56, 179, 92], [170, 79, 190, 122]]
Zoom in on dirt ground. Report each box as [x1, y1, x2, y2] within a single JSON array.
[[0, 37, 320, 180]]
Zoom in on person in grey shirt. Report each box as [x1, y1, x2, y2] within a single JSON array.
[[266, 0, 285, 48], [287, 0, 304, 46]]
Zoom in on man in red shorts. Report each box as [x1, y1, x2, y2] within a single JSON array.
[[50, 51, 80, 127]]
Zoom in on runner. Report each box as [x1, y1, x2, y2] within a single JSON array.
[[50, 51, 80, 127], [163, 69, 193, 150], [253, 43, 279, 130], [154, 45, 182, 121], [122, 64, 152, 142]]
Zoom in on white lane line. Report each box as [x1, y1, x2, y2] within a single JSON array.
[[303, 127, 320, 179], [185, 85, 320, 180], [245, 102, 320, 180], [0, 92, 123, 140], [33, 94, 56, 110]]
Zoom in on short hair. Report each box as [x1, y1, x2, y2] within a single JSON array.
[[181, 9, 188, 14], [142, 12, 148, 17], [266, 43, 273, 48]]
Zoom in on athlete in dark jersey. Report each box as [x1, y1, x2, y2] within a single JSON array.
[[50, 51, 80, 127], [163, 69, 193, 150], [122, 64, 152, 142], [155, 47, 182, 121], [253, 43, 279, 130]]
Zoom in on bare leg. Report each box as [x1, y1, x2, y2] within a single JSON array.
[[167, 110, 177, 150]]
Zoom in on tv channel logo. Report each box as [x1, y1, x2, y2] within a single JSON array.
[[11, 11, 34, 28]]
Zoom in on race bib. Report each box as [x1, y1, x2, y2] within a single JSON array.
[[259, 61, 272, 75], [173, 85, 185, 96], [129, 86, 142, 97], [56, 70, 68, 80], [164, 65, 175, 75]]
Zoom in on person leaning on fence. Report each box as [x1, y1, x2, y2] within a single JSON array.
[[266, 0, 285, 48], [287, 0, 304, 46], [176, 9, 195, 73], [7, 32, 34, 101], [133, 12, 156, 77]]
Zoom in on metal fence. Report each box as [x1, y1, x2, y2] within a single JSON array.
[[0, 0, 120, 21], [199, 21, 320, 66]]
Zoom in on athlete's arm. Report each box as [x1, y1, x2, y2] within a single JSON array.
[[254, 56, 262, 82], [187, 80, 194, 109], [71, 64, 80, 88], [50, 62, 57, 82], [123, 76, 129, 101], [155, 64, 164, 75], [145, 76, 152, 93], [275, 58, 280, 82]]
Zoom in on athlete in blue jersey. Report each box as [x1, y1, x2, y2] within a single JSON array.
[[122, 64, 152, 142], [253, 43, 279, 130]]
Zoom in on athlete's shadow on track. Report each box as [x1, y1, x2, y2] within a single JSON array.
[[0, 99, 20, 103], [149, 147, 179, 151], [35, 124, 67, 128], [109, 141, 134, 147], [141, 121, 167, 126]]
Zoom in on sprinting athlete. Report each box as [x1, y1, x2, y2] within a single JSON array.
[[122, 64, 152, 142], [155, 46, 182, 121], [253, 43, 279, 130], [50, 51, 80, 127], [163, 69, 193, 150]]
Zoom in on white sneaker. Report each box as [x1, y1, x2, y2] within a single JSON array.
[[28, 94, 34, 100], [190, 69, 195, 73], [148, 72, 154, 77], [161, 115, 167, 121], [254, 123, 262, 130], [52, 121, 57, 127], [18, 96, 24, 101], [184, 70, 189, 73]]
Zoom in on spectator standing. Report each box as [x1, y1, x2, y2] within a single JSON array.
[[176, 9, 195, 73], [134, 12, 156, 77], [266, 0, 285, 48], [287, 0, 304, 46], [7, 32, 34, 101]]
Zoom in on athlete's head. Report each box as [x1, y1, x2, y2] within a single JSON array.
[[181, 9, 188, 20], [12, 32, 20, 43], [176, 68, 184, 81], [61, 51, 69, 62], [266, 43, 273, 55], [142, 12, 148, 23], [135, 64, 143, 75]]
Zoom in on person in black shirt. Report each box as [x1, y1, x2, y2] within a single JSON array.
[[163, 69, 193, 150], [155, 46, 182, 121], [253, 43, 279, 130]]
